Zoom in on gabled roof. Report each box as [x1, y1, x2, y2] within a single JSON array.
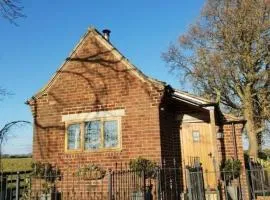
[[27, 27, 166, 103], [25, 26, 244, 124]]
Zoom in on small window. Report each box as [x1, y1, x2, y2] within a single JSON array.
[[104, 120, 118, 148], [67, 124, 81, 150], [192, 131, 200, 142], [85, 121, 101, 150]]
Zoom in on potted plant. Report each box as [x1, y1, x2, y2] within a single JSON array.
[[220, 159, 241, 200], [75, 164, 106, 180], [129, 157, 157, 200]]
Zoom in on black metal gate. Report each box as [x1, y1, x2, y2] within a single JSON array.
[[248, 160, 270, 199], [186, 167, 206, 200], [110, 169, 146, 200]]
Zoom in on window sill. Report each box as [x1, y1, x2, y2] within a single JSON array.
[[65, 147, 122, 154]]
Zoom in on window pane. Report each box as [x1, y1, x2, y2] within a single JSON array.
[[67, 124, 81, 150], [104, 120, 118, 148], [85, 121, 101, 150], [192, 131, 200, 142]]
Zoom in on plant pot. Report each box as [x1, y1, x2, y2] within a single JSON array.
[[227, 185, 238, 200]]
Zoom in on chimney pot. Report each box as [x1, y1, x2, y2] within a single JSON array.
[[102, 29, 111, 41]]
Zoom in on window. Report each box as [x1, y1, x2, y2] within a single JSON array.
[[192, 130, 200, 142], [85, 121, 101, 150], [63, 109, 124, 152], [66, 118, 120, 152], [67, 124, 81, 150], [104, 120, 118, 148]]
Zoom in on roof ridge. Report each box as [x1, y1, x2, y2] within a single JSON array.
[[89, 27, 166, 86]]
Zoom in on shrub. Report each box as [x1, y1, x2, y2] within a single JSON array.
[[31, 162, 60, 181], [129, 157, 158, 178], [220, 159, 241, 181]]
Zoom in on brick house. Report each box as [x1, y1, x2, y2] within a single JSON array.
[[26, 27, 248, 198]]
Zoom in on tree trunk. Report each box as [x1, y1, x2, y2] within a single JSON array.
[[243, 89, 258, 158], [244, 110, 258, 158]]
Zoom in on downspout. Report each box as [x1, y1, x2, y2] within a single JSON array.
[[231, 122, 238, 159], [231, 122, 244, 200]]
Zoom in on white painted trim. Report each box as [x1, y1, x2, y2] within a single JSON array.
[[171, 96, 200, 107], [177, 114, 205, 123], [173, 91, 208, 104], [205, 106, 215, 111], [62, 109, 125, 122]]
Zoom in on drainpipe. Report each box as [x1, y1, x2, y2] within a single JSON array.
[[231, 122, 238, 159], [231, 123, 245, 199]]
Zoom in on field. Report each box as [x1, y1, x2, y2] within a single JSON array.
[[1, 158, 33, 172]]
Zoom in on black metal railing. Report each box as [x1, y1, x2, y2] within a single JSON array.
[[0, 166, 270, 200], [248, 168, 270, 199]]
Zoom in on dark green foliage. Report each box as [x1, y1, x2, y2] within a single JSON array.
[[129, 157, 158, 178], [31, 162, 60, 181], [220, 159, 241, 181]]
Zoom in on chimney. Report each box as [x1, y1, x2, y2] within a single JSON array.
[[102, 29, 111, 41]]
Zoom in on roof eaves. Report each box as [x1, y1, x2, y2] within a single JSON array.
[[27, 27, 93, 103], [27, 27, 166, 104], [92, 28, 166, 86], [172, 89, 213, 105]]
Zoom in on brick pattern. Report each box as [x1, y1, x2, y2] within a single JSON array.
[[29, 34, 165, 172], [217, 123, 250, 200]]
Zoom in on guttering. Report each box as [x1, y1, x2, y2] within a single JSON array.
[[200, 103, 218, 107], [170, 94, 203, 107], [222, 120, 246, 124], [171, 93, 218, 110]]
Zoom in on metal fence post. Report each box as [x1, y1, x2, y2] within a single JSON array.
[[186, 169, 192, 200], [142, 170, 146, 200], [260, 169, 265, 197], [108, 169, 112, 200], [15, 171, 20, 200], [0, 173, 6, 200], [157, 168, 161, 200]]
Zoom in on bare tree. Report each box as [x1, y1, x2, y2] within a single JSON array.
[[163, 0, 270, 158], [0, 0, 25, 24], [0, 120, 30, 171]]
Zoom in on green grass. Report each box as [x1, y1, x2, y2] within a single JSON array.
[[1, 158, 33, 172]]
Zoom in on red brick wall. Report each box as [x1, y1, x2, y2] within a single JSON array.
[[217, 123, 250, 200], [29, 32, 165, 172], [159, 97, 184, 190], [218, 124, 245, 161]]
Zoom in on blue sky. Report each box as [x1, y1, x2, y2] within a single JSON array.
[[0, 0, 205, 154]]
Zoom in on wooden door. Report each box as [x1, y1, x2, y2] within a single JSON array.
[[181, 122, 217, 189]]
